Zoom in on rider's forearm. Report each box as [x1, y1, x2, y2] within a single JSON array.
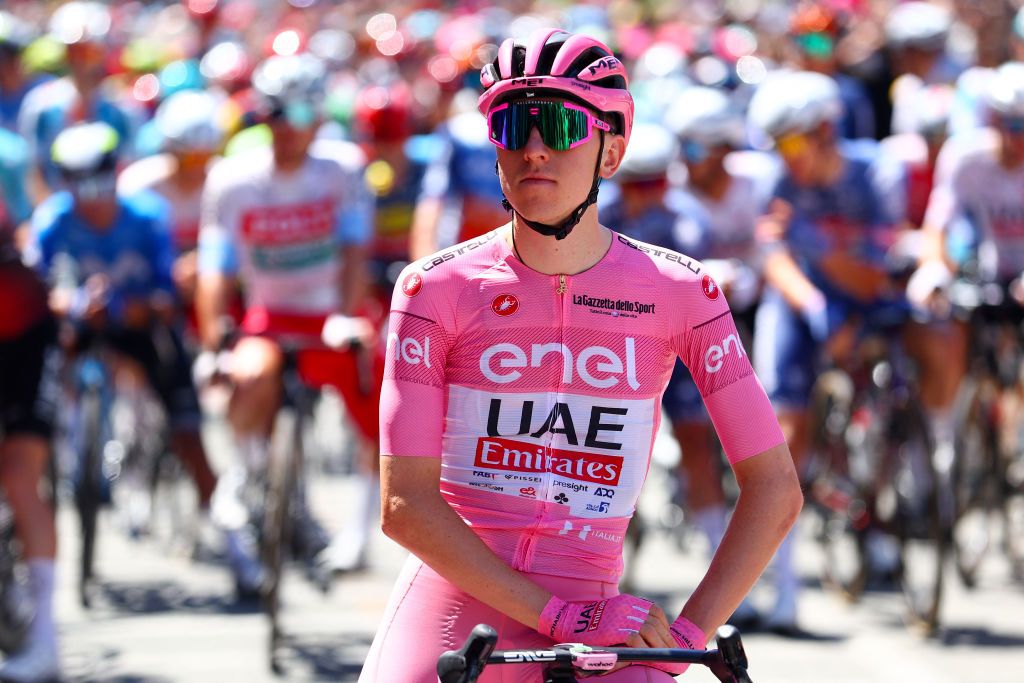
[[409, 197, 443, 261], [763, 249, 822, 311], [381, 461, 551, 629], [678, 443, 803, 639], [819, 252, 891, 301], [195, 272, 233, 350], [338, 244, 370, 316]]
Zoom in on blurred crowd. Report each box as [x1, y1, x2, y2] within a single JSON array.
[[2, 0, 1024, 681]]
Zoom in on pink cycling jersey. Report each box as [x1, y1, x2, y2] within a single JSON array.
[[380, 227, 784, 583]]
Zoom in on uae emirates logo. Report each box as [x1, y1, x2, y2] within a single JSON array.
[[491, 293, 520, 316], [402, 272, 423, 297], [701, 274, 720, 301]]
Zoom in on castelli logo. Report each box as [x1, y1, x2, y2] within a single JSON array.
[[402, 272, 422, 297], [491, 294, 520, 317], [701, 275, 720, 301]]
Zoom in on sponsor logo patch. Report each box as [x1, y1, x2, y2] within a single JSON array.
[[402, 272, 422, 297], [491, 293, 520, 317], [474, 437, 623, 485], [701, 274, 720, 301], [572, 293, 655, 319], [519, 487, 537, 498]]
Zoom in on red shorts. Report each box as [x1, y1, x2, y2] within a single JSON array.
[[242, 308, 382, 443]]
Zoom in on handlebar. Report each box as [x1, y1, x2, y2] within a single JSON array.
[[437, 624, 753, 683]]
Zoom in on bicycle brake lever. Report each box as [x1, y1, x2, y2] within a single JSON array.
[[713, 625, 752, 683], [437, 624, 498, 683]]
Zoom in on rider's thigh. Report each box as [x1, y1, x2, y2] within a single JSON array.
[[360, 557, 629, 683], [230, 335, 284, 384]]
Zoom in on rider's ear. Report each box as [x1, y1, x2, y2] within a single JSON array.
[[600, 134, 627, 180]]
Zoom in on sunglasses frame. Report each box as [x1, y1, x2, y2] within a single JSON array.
[[487, 100, 611, 152]]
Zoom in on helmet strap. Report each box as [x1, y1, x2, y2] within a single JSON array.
[[494, 132, 606, 241]]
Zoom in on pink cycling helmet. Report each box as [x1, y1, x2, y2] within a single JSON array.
[[477, 28, 634, 240], [478, 28, 634, 148]]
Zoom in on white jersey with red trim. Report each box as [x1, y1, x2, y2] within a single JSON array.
[[380, 228, 784, 582], [924, 128, 1024, 279], [197, 140, 371, 316], [118, 153, 206, 252]]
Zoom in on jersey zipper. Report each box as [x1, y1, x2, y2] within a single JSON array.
[[516, 273, 570, 571]]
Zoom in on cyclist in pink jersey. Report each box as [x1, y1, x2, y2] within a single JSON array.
[[361, 29, 803, 682]]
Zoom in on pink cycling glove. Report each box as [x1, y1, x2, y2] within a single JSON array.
[[646, 615, 707, 676], [538, 594, 653, 647]]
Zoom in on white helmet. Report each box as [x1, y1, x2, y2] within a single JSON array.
[[664, 86, 745, 148], [884, 2, 950, 51], [155, 90, 224, 153], [48, 1, 111, 45], [986, 62, 1024, 117], [615, 122, 677, 181], [747, 70, 843, 140]]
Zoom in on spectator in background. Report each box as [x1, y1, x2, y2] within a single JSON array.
[[17, 2, 136, 195], [0, 11, 49, 133], [788, 1, 876, 140]]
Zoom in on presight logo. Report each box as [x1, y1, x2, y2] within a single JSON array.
[[491, 293, 520, 317]]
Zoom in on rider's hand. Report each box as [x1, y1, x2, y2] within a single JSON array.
[[1011, 273, 1024, 307], [798, 289, 830, 343], [538, 594, 666, 648], [637, 615, 707, 676], [321, 313, 375, 351], [756, 199, 793, 243]]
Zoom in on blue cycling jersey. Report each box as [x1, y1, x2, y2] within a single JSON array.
[[27, 190, 176, 322], [771, 141, 904, 295]]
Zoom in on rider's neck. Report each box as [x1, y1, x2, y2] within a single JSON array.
[[508, 206, 613, 276]]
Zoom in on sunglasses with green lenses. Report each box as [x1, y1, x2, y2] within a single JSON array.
[[487, 100, 611, 152]]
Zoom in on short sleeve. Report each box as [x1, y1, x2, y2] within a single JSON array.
[[674, 273, 785, 464], [379, 264, 456, 458]]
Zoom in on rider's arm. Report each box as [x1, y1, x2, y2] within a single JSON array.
[[678, 443, 801, 638], [676, 273, 801, 639], [817, 251, 891, 302], [381, 455, 551, 627], [335, 180, 373, 315], [409, 135, 455, 260], [195, 167, 240, 349], [409, 196, 444, 261], [762, 247, 825, 311]]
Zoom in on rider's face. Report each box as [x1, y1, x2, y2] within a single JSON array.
[[496, 115, 624, 225]]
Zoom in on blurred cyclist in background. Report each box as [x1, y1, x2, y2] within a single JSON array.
[[0, 11, 49, 133], [787, 2, 876, 140], [408, 89, 508, 259], [26, 123, 219, 528], [0, 118, 60, 683], [118, 89, 228, 339], [908, 62, 1024, 456], [196, 53, 379, 590], [748, 71, 905, 634], [17, 1, 136, 196]]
